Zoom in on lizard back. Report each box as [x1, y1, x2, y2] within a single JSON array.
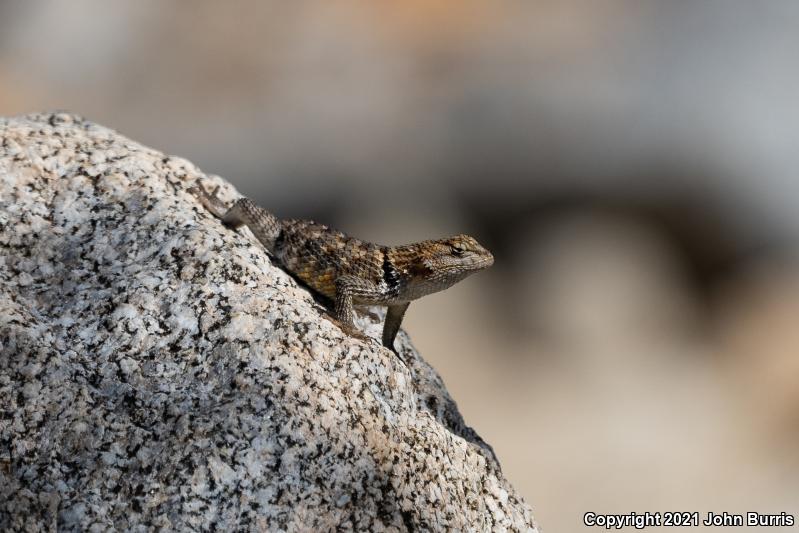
[[275, 219, 385, 300]]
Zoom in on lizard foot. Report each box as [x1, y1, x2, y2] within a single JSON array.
[[188, 183, 228, 216], [325, 315, 372, 343]]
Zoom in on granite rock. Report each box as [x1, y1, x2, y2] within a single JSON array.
[[0, 113, 539, 532]]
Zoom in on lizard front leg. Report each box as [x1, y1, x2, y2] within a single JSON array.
[[382, 303, 410, 351], [334, 275, 381, 343]]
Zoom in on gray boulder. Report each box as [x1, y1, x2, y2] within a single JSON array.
[[0, 113, 539, 532]]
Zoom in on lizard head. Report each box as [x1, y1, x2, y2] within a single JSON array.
[[405, 234, 494, 294], [441, 234, 494, 271]]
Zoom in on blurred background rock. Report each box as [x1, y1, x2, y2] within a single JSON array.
[[2, 1, 797, 529]]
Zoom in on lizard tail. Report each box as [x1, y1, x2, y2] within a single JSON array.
[[220, 198, 282, 252]]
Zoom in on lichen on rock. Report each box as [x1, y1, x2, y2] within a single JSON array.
[[0, 113, 539, 531]]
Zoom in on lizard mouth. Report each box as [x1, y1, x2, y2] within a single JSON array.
[[467, 251, 494, 271]]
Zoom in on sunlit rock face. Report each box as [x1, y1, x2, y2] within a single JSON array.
[[0, 113, 538, 532]]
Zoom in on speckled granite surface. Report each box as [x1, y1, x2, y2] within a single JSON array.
[[0, 113, 539, 532]]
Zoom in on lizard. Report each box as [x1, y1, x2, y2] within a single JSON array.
[[188, 183, 494, 352]]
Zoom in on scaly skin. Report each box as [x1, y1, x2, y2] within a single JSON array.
[[189, 184, 494, 352]]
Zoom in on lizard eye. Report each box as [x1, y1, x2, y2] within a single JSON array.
[[451, 245, 465, 256]]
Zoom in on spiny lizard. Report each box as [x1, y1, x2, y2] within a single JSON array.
[[189, 184, 494, 352]]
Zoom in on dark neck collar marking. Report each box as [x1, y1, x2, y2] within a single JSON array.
[[381, 249, 402, 295]]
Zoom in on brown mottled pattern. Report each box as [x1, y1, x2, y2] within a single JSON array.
[[276, 219, 384, 300], [190, 185, 494, 350]]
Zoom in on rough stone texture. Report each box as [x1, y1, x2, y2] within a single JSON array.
[[0, 113, 539, 532]]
